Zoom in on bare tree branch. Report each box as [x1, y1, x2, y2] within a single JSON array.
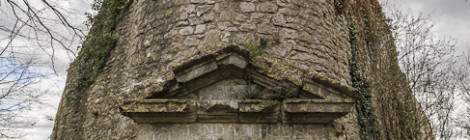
[[1, 0, 88, 138], [382, 2, 470, 139]]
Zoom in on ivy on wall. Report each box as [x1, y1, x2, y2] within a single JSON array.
[[349, 25, 380, 140], [75, 0, 132, 89]]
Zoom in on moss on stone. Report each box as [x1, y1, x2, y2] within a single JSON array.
[[52, 1, 133, 139], [244, 39, 267, 57], [73, 0, 131, 90]]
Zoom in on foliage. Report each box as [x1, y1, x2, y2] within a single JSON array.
[[344, 1, 434, 139], [50, 1, 132, 139], [349, 25, 380, 140], [74, 0, 130, 89]]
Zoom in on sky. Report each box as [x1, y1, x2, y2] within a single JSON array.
[[383, 0, 470, 54], [0, 0, 469, 139], [0, 0, 91, 139]]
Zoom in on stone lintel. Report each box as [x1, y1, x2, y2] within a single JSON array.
[[121, 99, 195, 113], [121, 99, 196, 123], [282, 99, 354, 124], [121, 99, 353, 124], [238, 100, 279, 113], [283, 99, 354, 113], [239, 100, 280, 123]]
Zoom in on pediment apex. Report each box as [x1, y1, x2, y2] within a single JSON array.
[[172, 46, 250, 75], [172, 49, 248, 83], [125, 48, 358, 124], [149, 46, 356, 100]]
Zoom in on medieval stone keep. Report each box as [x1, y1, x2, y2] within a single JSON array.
[[52, 0, 433, 139]]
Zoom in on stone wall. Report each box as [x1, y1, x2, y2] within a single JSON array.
[[120, 0, 351, 88], [137, 124, 334, 140], [51, 0, 431, 139]]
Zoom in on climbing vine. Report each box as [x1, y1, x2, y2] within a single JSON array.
[[74, 0, 132, 89], [349, 25, 380, 140]]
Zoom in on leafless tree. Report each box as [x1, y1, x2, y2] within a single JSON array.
[[0, 58, 39, 138], [1, 0, 85, 138], [383, 3, 470, 139], [459, 54, 470, 138]]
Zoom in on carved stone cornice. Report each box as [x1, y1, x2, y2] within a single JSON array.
[[121, 47, 356, 124]]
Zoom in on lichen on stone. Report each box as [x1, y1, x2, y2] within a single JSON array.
[[244, 39, 265, 57]]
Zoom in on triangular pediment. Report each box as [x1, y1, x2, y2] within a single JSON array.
[[121, 46, 356, 124]]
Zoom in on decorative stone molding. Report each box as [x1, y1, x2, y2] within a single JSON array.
[[121, 99, 196, 123], [283, 99, 354, 123], [121, 47, 356, 124]]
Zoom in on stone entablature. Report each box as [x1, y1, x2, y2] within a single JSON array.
[[121, 47, 356, 124], [122, 99, 354, 124]]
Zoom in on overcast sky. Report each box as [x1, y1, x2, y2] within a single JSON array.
[[1, 0, 469, 139], [384, 0, 470, 54], [0, 0, 91, 139]]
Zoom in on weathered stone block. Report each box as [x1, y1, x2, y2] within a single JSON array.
[[240, 2, 255, 13], [217, 53, 247, 69], [194, 24, 206, 34], [239, 100, 280, 123], [175, 60, 218, 83], [121, 99, 196, 123], [282, 99, 354, 124], [258, 2, 278, 13]]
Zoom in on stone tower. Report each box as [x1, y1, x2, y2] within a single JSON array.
[[52, 0, 432, 139]]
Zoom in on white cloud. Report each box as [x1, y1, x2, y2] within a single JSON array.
[[1, 0, 92, 139]]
